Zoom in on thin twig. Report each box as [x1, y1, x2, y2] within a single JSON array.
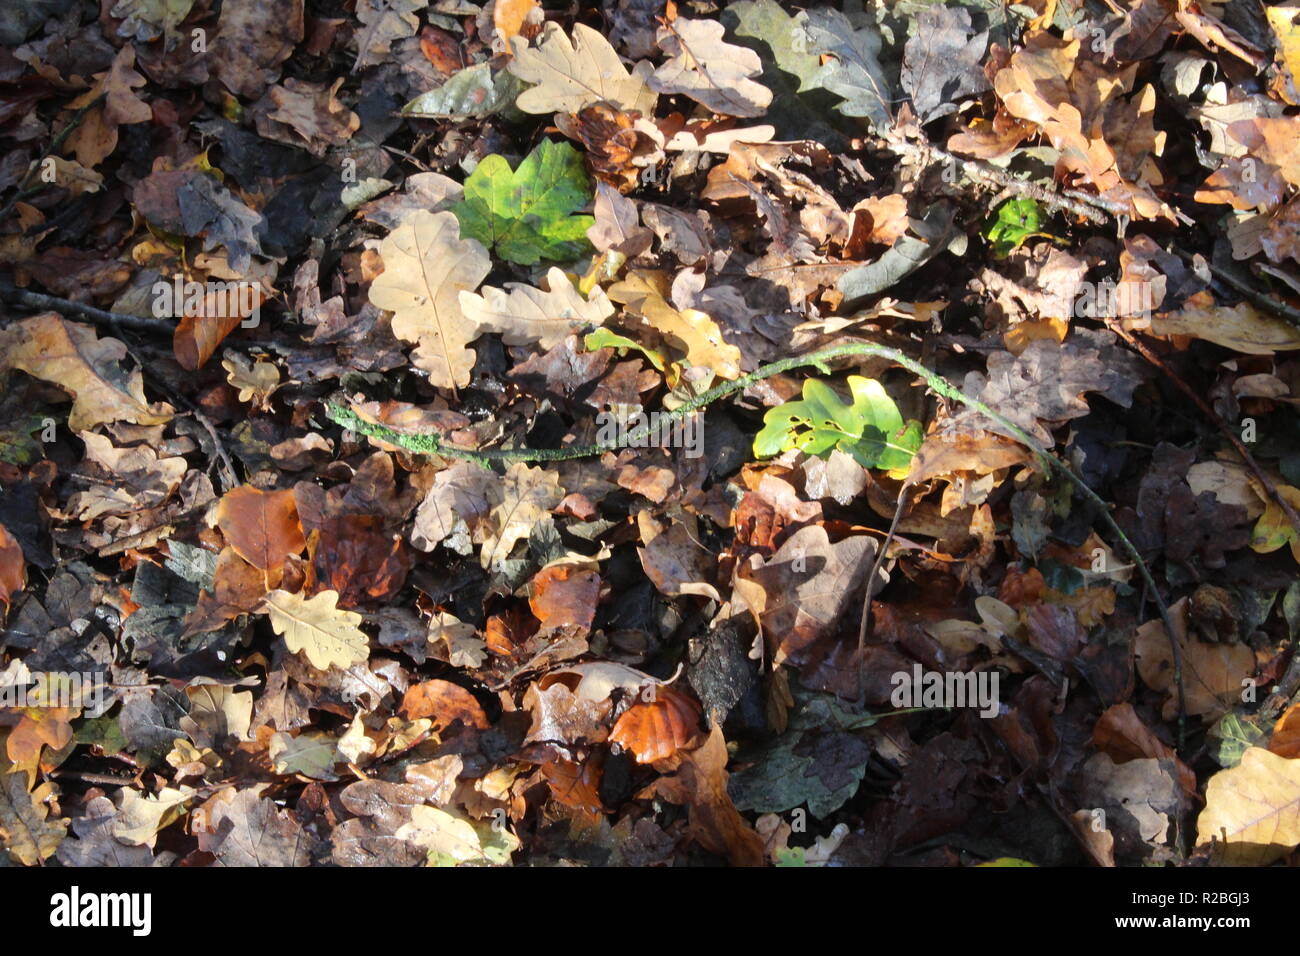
[[111, 328, 242, 492], [857, 479, 913, 706], [48, 769, 139, 787], [0, 93, 107, 225], [0, 280, 177, 335], [890, 140, 1117, 225]]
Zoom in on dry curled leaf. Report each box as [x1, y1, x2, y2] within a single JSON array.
[[0, 313, 173, 431]]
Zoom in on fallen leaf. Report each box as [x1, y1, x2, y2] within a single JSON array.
[[215, 486, 306, 577], [260, 588, 370, 671], [0, 313, 173, 431], [609, 685, 703, 763], [649, 18, 772, 118], [368, 208, 492, 391], [395, 804, 520, 866], [452, 139, 595, 265], [458, 267, 613, 349], [1135, 599, 1256, 720], [479, 463, 564, 572], [1197, 747, 1300, 865], [648, 722, 765, 866], [192, 785, 315, 865], [508, 21, 657, 115], [0, 771, 66, 865], [0, 522, 26, 613], [401, 679, 489, 730], [1152, 291, 1300, 355]]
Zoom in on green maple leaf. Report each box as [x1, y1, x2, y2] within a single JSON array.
[[753, 375, 922, 473], [452, 139, 595, 265]]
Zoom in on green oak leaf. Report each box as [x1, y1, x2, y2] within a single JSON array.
[[985, 197, 1056, 258], [452, 139, 595, 265], [753, 375, 922, 473]]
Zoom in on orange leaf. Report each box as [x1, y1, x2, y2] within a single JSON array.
[[542, 756, 604, 813], [214, 486, 306, 577], [401, 680, 489, 730], [528, 564, 600, 634], [1270, 702, 1300, 759], [310, 514, 410, 607], [419, 26, 462, 75], [173, 282, 266, 371], [6, 708, 75, 767], [493, 0, 540, 49], [610, 685, 703, 764], [649, 722, 766, 867], [0, 522, 26, 613]]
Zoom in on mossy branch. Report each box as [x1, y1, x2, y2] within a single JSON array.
[[326, 342, 1187, 746]]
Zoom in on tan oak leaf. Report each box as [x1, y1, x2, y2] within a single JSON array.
[[369, 209, 491, 393], [479, 463, 564, 571], [1197, 747, 1300, 865], [458, 267, 614, 350], [649, 18, 772, 118], [0, 313, 173, 431], [260, 588, 371, 671], [508, 22, 657, 115]]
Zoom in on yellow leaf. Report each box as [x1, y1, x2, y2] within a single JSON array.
[[1250, 483, 1300, 563], [395, 804, 521, 866], [609, 270, 743, 379], [260, 589, 370, 671], [369, 209, 492, 393], [114, 786, 195, 847], [1268, 6, 1300, 105], [1197, 747, 1300, 865], [222, 352, 281, 409]]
